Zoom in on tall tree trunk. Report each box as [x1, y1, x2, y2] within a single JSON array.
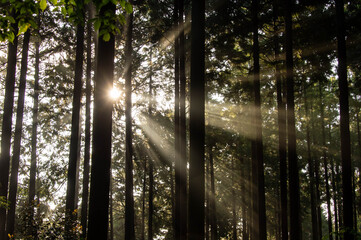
[[5, 29, 30, 237], [205, 157, 210, 240], [0, 25, 18, 240], [148, 48, 154, 240], [273, 1, 288, 239], [188, 0, 205, 238], [232, 158, 237, 240], [65, 18, 85, 240], [124, 11, 135, 240], [174, 0, 181, 238], [87, 2, 115, 239], [335, 0, 353, 238], [178, 0, 187, 238], [80, 5, 93, 239], [251, 0, 267, 239], [330, 152, 339, 240], [284, 0, 301, 238], [303, 81, 320, 240], [209, 148, 217, 240], [310, 102, 323, 238], [28, 34, 40, 239], [109, 176, 114, 240], [141, 155, 146, 240], [319, 83, 333, 240], [240, 156, 248, 240]]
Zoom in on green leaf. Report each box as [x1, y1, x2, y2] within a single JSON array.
[[103, 32, 110, 41], [40, 0, 47, 11], [125, 2, 132, 13], [94, 19, 101, 31], [18, 23, 30, 36]]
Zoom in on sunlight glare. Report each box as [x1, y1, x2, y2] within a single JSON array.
[[109, 87, 122, 101]]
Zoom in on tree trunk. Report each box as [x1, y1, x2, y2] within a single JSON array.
[[188, 0, 205, 238], [124, 11, 135, 240], [209, 148, 217, 240], [141, 154, 146, 240], [28, 34, 40, 239], [5, 29, 30, 237], [273, 1, 288, 238], [80, 5, 93, 239], [109, 176, 114, 240], [240, 156, 248, 240], [205, 157, 210, 240], [251, 0, 267, 239], [0, 26, 18, 240], [319, 82, 333, 240], [174, 0, 181, 238], [148, 48, 154, 240], [335, 0, 353, 238], [65, 19, 85, 240], [178, 0, 187, 238], [284, 0, 301, 238], [303, 81, 320, 240], [87, 2, 115, 239], [232, 158, 237, 240]]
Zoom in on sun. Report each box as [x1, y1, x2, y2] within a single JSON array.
[[109, 87, 122, 101]]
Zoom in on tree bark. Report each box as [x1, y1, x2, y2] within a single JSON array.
[[251, 0, 267, 239], [273, 0, 288, 237], [65, 19, 85, 240], [209, 148, 217, 240], [0, 26, 18, 240], [335, 0, 353, 238], [284, 0, 301, 238], [319, 82, 333, 240], [148, 48, 154, 240], [80, 5, 93, 239], [28, 33, 40, 239], [124, 11, 135, 240], [188, 0, 205, 238], [5, 29, 30, 237], [87, 2, 115, 239], [303, 81, 320, 240]]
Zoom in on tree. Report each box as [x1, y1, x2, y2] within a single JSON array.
[[5, 28, 31, 239], [335, 0, 354, 238], [188, 0, 205, 238], [0, 20, 18, 240], [124, 9, 135, 240], [251, 0, 266, 238], [64, 2, 85, 238], [87, 2, 116, 239], [284, 0, 301, 239]]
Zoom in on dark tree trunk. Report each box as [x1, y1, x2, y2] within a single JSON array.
[[205, 158, 210, 240], [80, 5, 93, 239], [232, 158, 237, 240], [148, 48, 154, 240], [273, 1, 288, 238], [303, 81, 320, 240], [28, 35, 40, 239], [87, 2, 115, 239], [109, 176, 114, 240], [319, 83, 333, 240], [335, 0, 353, 238], [251, 0, 267, 239], [284, 0, 301, 239], [188, 0, 205, 238], [240, 156, 248, 240], [124, 11, 135, 240], [65, 19, 85, 239], [330, 151, 339, 240], [178, 0, 187, 238], [0, 27, 18, 240], [141, 155, 146, 240], [209, 148, 217, 240], [174, 0, 181, 238], [5, 29, 30, 237]]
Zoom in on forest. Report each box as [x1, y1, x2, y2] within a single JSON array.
[[0, 0, 360, 239]]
